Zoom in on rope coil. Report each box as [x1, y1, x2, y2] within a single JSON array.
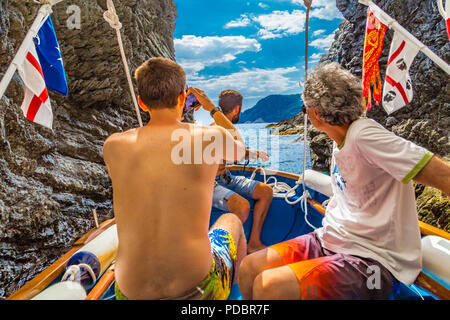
[[61, 263, 97, 284], [103, 0, 122, 30]]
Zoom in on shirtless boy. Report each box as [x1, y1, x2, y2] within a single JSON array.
[[103, 57, 247, 300]]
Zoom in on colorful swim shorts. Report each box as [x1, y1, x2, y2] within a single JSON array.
[[115, 228, 237, 300], [269, 232, 394, 300]]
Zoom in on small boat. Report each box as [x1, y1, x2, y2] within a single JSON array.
[[6, 166, 450, 300]]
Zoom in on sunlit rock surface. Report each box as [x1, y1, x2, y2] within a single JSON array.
[[0, 0, 176, 298]]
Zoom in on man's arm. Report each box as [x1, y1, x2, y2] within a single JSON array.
[[214, 126, 246, 162], [413, 156, 450, 197], [189, 87, 244, 144]]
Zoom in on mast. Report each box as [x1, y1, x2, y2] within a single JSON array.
[[303, 0, 312, 81]]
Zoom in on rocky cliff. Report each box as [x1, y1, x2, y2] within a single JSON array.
[[0, 0, 177, 299]]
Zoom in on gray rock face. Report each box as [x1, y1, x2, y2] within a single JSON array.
[[0, 0, 176, 299]]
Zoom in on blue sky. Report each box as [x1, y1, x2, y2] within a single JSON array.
[[173, 0, 343, 112]]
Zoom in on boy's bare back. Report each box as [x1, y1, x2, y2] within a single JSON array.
[[103, 122, 231, 299]]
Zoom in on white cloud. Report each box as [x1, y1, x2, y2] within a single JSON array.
[[257, 29, 283, 40], [309, 52, 322, 63], [292, 0, 343, 20], [258, 2, 269, 9], [188, 67, 300, 106], [253, 10, 306, 39], [174, 35, 261, 76], [310, 33, 335, 50], [312, 29, 326, 37], [224, 15, 251, 28]]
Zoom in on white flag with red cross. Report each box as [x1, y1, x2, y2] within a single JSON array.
[[17, 43, 53, 129]]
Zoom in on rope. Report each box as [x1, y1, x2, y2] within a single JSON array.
[[249, 167, 296, 198], [438, 0, 447, 19], [103, 0, 143, 127], [249, 165, 317, 230], [410, 284, 425, 300], [61, 263, 97, 284]]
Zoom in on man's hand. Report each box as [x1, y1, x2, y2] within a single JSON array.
[[246, 149, 270, 163], [189, 87, 216, 112]]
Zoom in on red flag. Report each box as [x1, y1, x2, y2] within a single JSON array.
[[362, 8, 388, 110], [446, 17, 450, 40]]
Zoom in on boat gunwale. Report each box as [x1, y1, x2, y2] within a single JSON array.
[[6, 167, 450, 300], [6, 218, 116, 300]]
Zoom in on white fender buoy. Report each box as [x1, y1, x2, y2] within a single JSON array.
[[63, 224, 118, 290], [421, 235, 450, 286], [303, 169, 333, 197], [32, 281, 87, 300]]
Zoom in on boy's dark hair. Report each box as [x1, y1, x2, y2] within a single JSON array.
[[218, 90, 243, 114], [134, 57, 186, 109]]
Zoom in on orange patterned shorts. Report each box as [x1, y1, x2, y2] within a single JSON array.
[[269, 232, 394, 300]]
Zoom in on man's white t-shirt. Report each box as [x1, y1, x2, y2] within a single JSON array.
[[315, 118, 434, 285]]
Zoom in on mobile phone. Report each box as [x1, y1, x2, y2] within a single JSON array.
[[183, 93, 201, 116]]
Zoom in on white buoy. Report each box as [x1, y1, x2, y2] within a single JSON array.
[[32, 281, 87, 300], [63, 224, 118, 289], [303, 169, 333, 197], [421, 235, 450, 286]]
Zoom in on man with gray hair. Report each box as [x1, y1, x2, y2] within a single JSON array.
[[238, 62, 450, 300]]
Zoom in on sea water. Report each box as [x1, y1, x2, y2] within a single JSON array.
[[234, 123, 311, 175]]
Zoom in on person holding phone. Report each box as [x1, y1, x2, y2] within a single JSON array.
[[189, 89, 274, 254], [103, 57, 248, 300]]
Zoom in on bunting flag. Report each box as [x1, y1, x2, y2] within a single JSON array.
[[446, 16, 450, 40], [17, 43, 54, 129], [16, 16, 67, 129], [362, 8, 388, 110], [34, 17, 68, 96], [382, 31, 420, 114]]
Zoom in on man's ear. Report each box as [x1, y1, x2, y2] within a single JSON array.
[[138, 96, 149, 112], [309, 107, 320, 122], [178, 90, 187, 107], [233, 105, 241, 115]]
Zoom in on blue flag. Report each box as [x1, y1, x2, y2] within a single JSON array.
[[34, 17, 68, 96]]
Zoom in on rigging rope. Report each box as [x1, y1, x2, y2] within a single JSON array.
[[103, 0, 143, 127], [61, 263, 97, 284], [248, 164, 317, 230]]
